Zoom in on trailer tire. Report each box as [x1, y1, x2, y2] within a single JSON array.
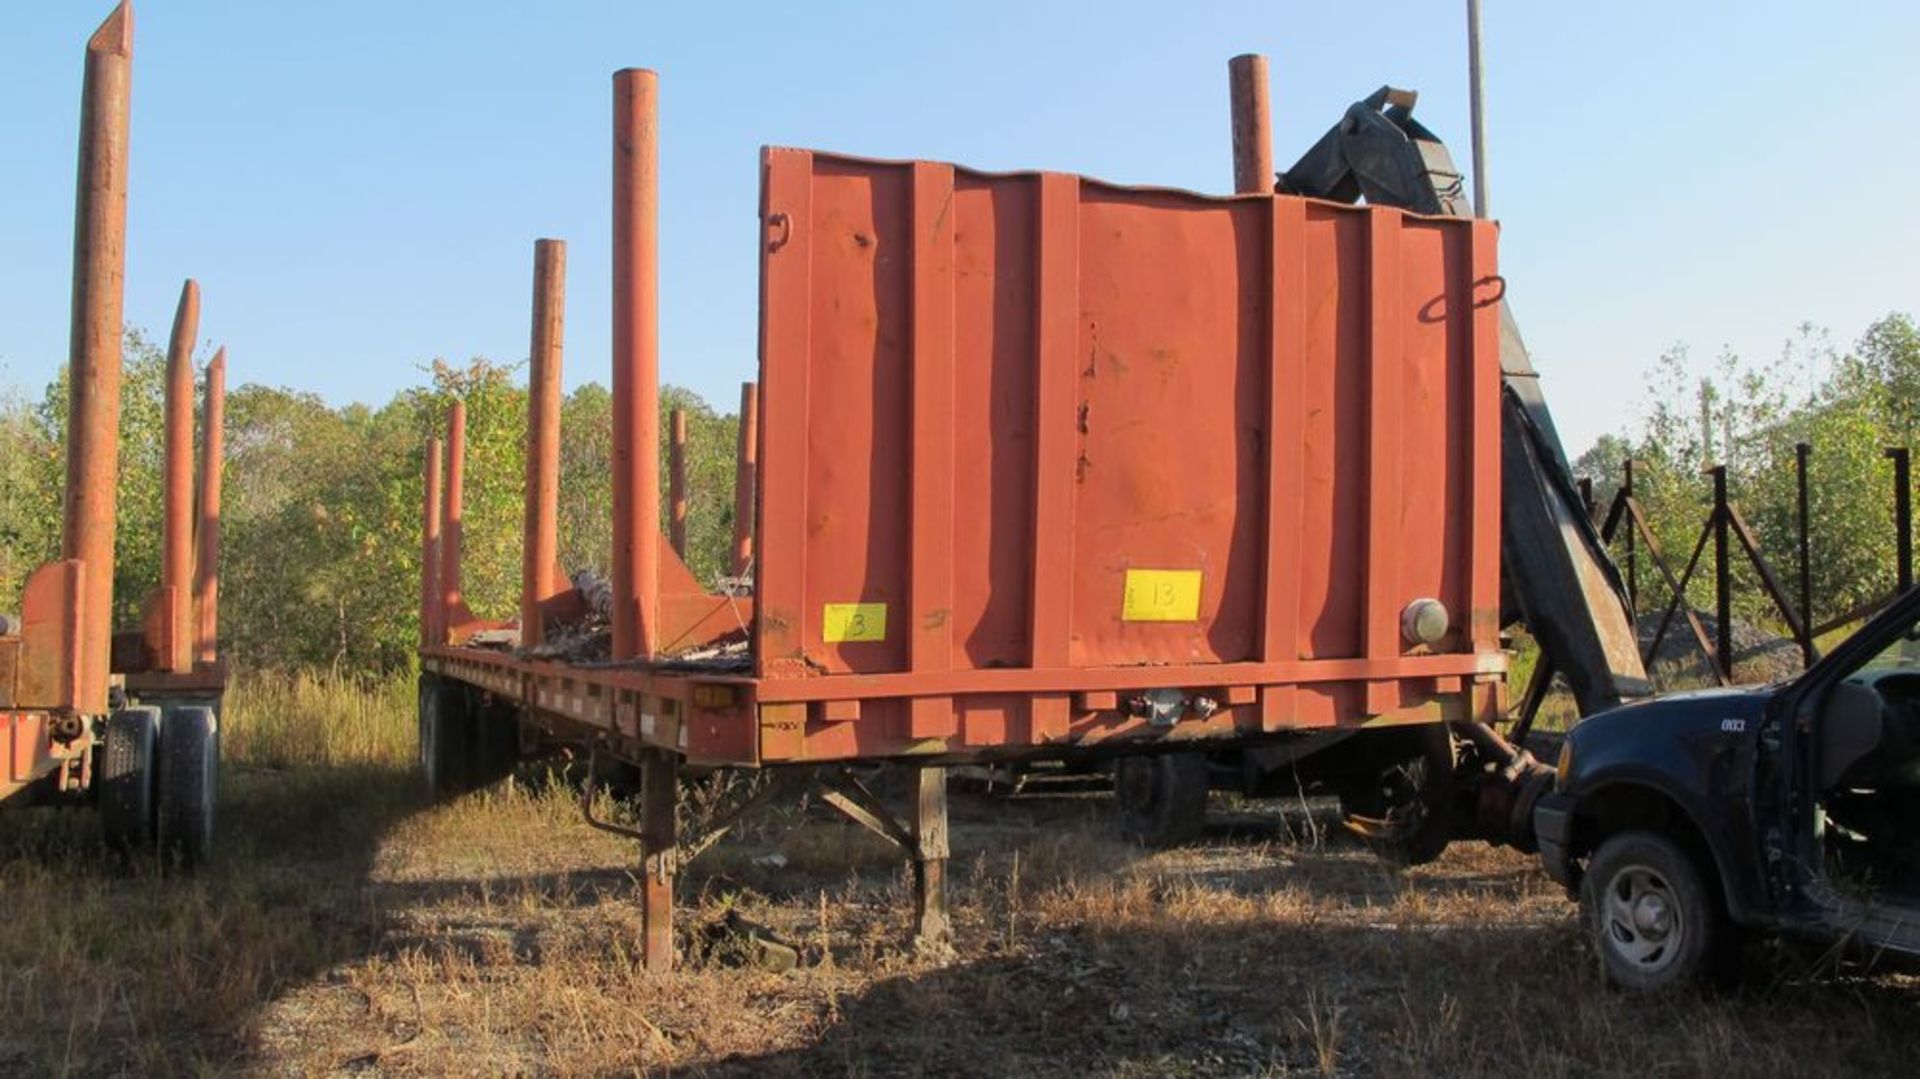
[[101, 706, 161, 852], [1335, 725, 1456, 868], [1582, 830, 1722, 992], [157, 705, 219, 868], [1114, 752, 1209, 848], [468, 695, 521, 790], [419, 675, 471, 799]]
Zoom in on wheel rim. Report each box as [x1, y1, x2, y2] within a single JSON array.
[[1601, 865, 1684, 973]]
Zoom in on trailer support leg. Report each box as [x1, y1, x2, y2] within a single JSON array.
[[640, 749, 679, 972], [911, 764, 950, 949]]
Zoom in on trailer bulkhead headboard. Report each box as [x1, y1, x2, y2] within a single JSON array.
[[750, 149, 1505, 762]]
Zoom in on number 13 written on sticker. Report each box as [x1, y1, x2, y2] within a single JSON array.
[[823, 602, 888, 642], [1121, 569, 1202, 622]]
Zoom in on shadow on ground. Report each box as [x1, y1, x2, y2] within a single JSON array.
[[697, 915, 1920, 1078], [0, 761, 426, 1074]]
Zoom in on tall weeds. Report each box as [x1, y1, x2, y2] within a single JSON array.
[[222, 668, 416, 768]]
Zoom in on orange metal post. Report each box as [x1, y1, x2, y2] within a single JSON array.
[[1228, 53, 1274, 195], [62, 2, 134, 713], [159, 278, 199, 672], [421, 437, 444, 648], [640, 748, 678, 971], [441, 401, 467, 634], [731, 381, 758, 575], [611, 68, 661, 661], [192, 348, 225, 666], [522, 239, 566, 648], [669, 408, 688, 558]]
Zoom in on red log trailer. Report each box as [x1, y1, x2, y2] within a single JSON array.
[[418, 58, 1563, 971], [0, 3, 226, 864]]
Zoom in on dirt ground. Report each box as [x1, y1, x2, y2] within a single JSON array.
[[2, 762, 1917, 1078]]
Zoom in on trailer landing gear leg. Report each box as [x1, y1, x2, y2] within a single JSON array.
[[912, 765, 951, 952], [640, 749, 679, 972]]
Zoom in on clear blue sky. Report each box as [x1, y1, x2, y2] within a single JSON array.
[[3, 2, 1916, 458]]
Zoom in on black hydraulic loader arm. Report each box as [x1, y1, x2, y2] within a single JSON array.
[[1278, 86, 1654, 720]]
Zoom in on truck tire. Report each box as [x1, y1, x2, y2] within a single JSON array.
[[157, 705, 219, 868], [1335, 725, 1456, 868], [100, 706, 161, 852], [419, 674, 471, 799], [1115, 752, 1209, 848], [1582, 830, 1721, 992]]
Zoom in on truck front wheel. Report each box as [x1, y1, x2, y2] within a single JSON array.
[[1582, 830, 1722, 991]]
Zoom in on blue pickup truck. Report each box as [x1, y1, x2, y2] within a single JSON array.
[[1536, 589, 1920, 989]]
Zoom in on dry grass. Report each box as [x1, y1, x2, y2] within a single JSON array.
[[1, 673, 1916, 1077]]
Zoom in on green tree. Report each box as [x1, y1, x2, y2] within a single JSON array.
[[3, 337, 750, 673], [1578, 313, 1916, 638]]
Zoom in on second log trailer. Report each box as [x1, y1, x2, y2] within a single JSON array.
[[0, 3, 229, 865]]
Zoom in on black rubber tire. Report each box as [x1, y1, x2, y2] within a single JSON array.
[[100, 706, 161, 852], [1582, 830, 1722, 992], [157, 705, 219, 868], [419, 674, 470, 799], [1114, 752, 1210, 848], [1335, 725, 1457, 868], [467, 695, 521, 790]]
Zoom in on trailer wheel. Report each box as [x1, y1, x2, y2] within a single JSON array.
[[1114, 752, 1209, 848], [468, 695, 521, 790], [419, 674, 470, 799], [100, 706, 161, 852], [157, 705, 219, 868], [1582, 830, 1722, 992], [1335, 726, 1456, 868]]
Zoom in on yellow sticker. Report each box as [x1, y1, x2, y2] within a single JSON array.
[[1122, 569, 1202, 622], [823, 602, 888, 642]]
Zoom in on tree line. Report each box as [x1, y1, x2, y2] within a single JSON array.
[[1574, 312, 1919, 633], [0, 334, 740, 673], [3, 311, 1913, 675]]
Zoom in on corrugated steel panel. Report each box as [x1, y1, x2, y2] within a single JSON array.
[[753, 149, 1502, 751]]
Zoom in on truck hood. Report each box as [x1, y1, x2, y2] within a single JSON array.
[[1566, 685, 1775, 754]]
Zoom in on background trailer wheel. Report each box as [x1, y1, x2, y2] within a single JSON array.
[[1334, 725, 1458, 868], [419, 674, 471, 799], [1114, 752, 1210, 848], [100, 706, 161, 852], [468, 694, 521, 790], [156, 705, 219, 867]]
